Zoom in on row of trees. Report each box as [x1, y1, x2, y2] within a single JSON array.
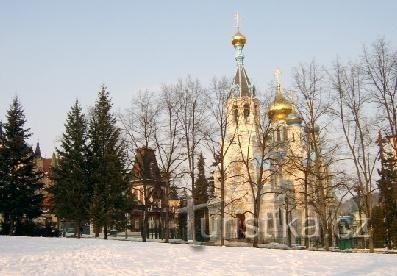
[[50, 86, 132, 239], [120, 38, 396, 250], [1, 38, 395, 250]]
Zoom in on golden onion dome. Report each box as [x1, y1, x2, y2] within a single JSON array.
[[267, 91, 293, 121], [231, 31, 246, 46]]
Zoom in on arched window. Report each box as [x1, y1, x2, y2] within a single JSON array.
[[276, 128, 281, 142], [233, 105, 239, 125], [283, 127, 288, 141], [243, 104, 250, 118]]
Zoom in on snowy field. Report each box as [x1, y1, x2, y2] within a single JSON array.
[[0, 236, 396, 276]]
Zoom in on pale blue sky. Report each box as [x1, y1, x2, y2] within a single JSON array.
[[1, 0, 396, 156]]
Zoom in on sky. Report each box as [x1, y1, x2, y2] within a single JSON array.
[[1, 0, 396, 157]]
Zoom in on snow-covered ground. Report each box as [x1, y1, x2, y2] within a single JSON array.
[[0, 236, 396, 275]]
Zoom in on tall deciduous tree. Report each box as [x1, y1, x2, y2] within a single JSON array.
[[205, 77, 235, 246], [331, 61, 378, 252], [291, 61, 342, 250], [236, 101, 276, 248], [88, 86, 131, 239], [51, 100, 90, 238], [0, 97, 43, 235], [177, 77, 206, 242], [155, 84, 185, 242], [364, 39, 397, 150]]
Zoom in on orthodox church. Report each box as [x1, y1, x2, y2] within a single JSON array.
[[209, 19, 311, 244]]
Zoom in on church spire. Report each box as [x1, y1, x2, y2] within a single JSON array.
[[231, 12, 254, 97], [34, 142, 42, 158]]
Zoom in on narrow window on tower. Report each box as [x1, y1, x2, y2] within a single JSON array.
[[233, 105, 239, 125], [283, 127, 288, 141], [243, 104, 250, 119], [277, 128, 281, 142]]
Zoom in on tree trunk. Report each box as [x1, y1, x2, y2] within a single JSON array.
[[322, 218, 329, 251], [165, 179, 169, 243], [285, 205, 291, 247], [142, 208, 147, 242], [366, 194, 374, 253], [95, 224, 99, 238], [368, 226, 374, 253], [104, 223, 108, 240], [253, 199, 260, 248], [76, 220, 81, 239], [220, 170, 225, 246], [327, 222, 333, 249], [304, 172, 309, 248], [8, 217, 15, 236]]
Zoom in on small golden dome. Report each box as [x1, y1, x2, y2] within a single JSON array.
[[232, 31, 246, 46], [268, 92, 293, 121]]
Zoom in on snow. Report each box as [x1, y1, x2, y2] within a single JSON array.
[[0, 236, 396, 275]]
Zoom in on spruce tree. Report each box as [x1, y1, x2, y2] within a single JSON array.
[[193, 153, 209, 241], [50, 100, 90, 238], [88, 86, 131, 239], [377, 153, 397, 249], [0, 97, 43, 235]]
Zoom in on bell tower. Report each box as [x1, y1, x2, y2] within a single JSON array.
[[213, 13, 262, 240]]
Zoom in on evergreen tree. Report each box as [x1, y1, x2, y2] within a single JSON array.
[[193, 153, 209, 204], [377, 152, 397, 249], [50, 100, 90, 238], [0, 97, 43, 235], [88, 86, 131, 239], [193, 153, 209, 241]]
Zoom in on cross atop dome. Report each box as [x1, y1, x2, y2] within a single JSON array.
[[231, 12, 246, 47]]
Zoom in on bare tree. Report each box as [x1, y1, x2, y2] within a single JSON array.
[[364, 39, 397, 150], [291, 61, 342, 250], [154, 83, 185, 242], [331, 60, 378, 252], [176, 77, 206, 242], [119, 90, 158, 151], [204, 77, 236, 246], [119, 90, 159, 242], [236, 96, 280, 247], [363, 39, 397, 250]]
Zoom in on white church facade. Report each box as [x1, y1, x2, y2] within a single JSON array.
[[208, 21, 320, 245]]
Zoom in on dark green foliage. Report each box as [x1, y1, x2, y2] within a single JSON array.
[[371, 205, 387, 248], [193, 153, 209, 204], [178, 199, 188, 241], [50, 100, 90, 237], [376, 153, 397, 248], [0, 97, 43, 235], [88, 86, 132, 239], [193, 153, 209, 241]]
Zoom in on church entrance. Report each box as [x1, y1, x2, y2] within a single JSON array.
[[236, 214, 246, 239]]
